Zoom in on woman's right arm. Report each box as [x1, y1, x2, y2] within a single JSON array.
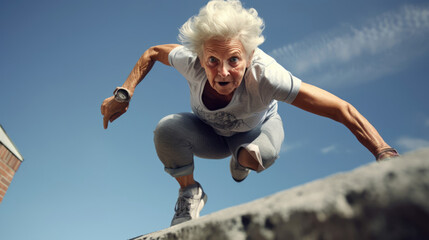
[[122, 44, 181, 97], [101, 44, 181, 129]]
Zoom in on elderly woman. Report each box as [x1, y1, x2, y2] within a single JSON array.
[[101, 0, 398, 226]]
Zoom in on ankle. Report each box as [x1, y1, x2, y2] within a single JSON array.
[[180, 180, 197, 189], [176, 175, 196, 189], [238, 155, 258, 171]]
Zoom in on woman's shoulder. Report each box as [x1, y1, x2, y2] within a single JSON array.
[[169, 46, 205, 81], [247, 48, 287, 82], [250, 48, 276, 68], [169, 46, 198, 66]]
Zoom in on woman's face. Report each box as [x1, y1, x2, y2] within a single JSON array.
[[200, 38, 251, 97]]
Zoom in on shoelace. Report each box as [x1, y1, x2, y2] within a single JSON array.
[[174, 196, 191, 218]]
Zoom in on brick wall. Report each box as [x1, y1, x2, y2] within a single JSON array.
[[0, 143, 22, 203]]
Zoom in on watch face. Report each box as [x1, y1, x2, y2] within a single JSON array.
[[118, 92, 126, 100], [115, 89, 130, 102]]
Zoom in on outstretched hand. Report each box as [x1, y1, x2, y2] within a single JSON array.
[[101, 96, 129, 129]]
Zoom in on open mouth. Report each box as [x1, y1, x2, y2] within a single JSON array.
[[218, 82, 230, 86]]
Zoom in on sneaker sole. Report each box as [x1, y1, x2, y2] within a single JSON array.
[[230, 158, 250, 183], [170, 192, 208, 226], [196, 192, 208, 218], [232, 176, 247, 182]]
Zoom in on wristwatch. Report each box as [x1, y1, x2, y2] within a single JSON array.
[[113, 87, 131, 103], [376, 147, 399, 161]]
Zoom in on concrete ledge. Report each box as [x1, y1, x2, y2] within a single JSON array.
[[133, 148, 429, 240]]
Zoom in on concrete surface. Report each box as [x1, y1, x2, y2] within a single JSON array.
[[132, 147, 429, 240]]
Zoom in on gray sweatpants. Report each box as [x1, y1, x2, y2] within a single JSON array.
[[153, 112, 285, 177]]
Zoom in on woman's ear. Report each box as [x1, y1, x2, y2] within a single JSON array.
[[246, 50, 255, 68], [198, 55, 206, 69], [198, 46, 206, 67]]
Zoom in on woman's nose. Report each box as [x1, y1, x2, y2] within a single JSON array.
[[217, 62, 231, 78]]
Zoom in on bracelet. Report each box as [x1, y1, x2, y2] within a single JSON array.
[[376, 148, 399, 161]]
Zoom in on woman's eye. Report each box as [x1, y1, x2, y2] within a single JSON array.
[[230, 57, 239, 64], [208, 57, 218, 66]]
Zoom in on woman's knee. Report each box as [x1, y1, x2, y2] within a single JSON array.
[[259, 115, 284, 169], [154, 113, 194, 144], [260, 144, 280, 169], [154, 113, 196, 172], [238, 142, 280, 171]]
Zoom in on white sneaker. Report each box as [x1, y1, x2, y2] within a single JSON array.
[[230, 157, 250, 182], [170, 182, 207, 226]]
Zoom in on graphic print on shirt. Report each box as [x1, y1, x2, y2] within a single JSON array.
[[194, 106, 247, 131]]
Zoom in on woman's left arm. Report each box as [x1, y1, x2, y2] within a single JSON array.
[[291, 82, 398, 161]]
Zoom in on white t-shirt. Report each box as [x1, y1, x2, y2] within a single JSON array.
[[168, 46, 301, 136]]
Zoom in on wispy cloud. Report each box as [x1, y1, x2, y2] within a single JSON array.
[[280, 142, 302, 153], [321, 144, 337, 154], [396, 136, 429, 151], [270, 5, 429, 88]]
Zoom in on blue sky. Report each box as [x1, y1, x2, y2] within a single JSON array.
[[1, 0, 428, 239]]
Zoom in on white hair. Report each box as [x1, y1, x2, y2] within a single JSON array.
[[178, 0, 265, 57]]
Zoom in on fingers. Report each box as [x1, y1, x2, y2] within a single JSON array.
[[110, 112, 123, 122], [101, 98, 113, 129], [103, 113, 118, 129], [103, 116, 109, 129], [101, 99, 109, 129], [101, 97, 110, 115], [103, 111, 125, 129], [101, 97, 129, 129], [103, 110, 126, 129]]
